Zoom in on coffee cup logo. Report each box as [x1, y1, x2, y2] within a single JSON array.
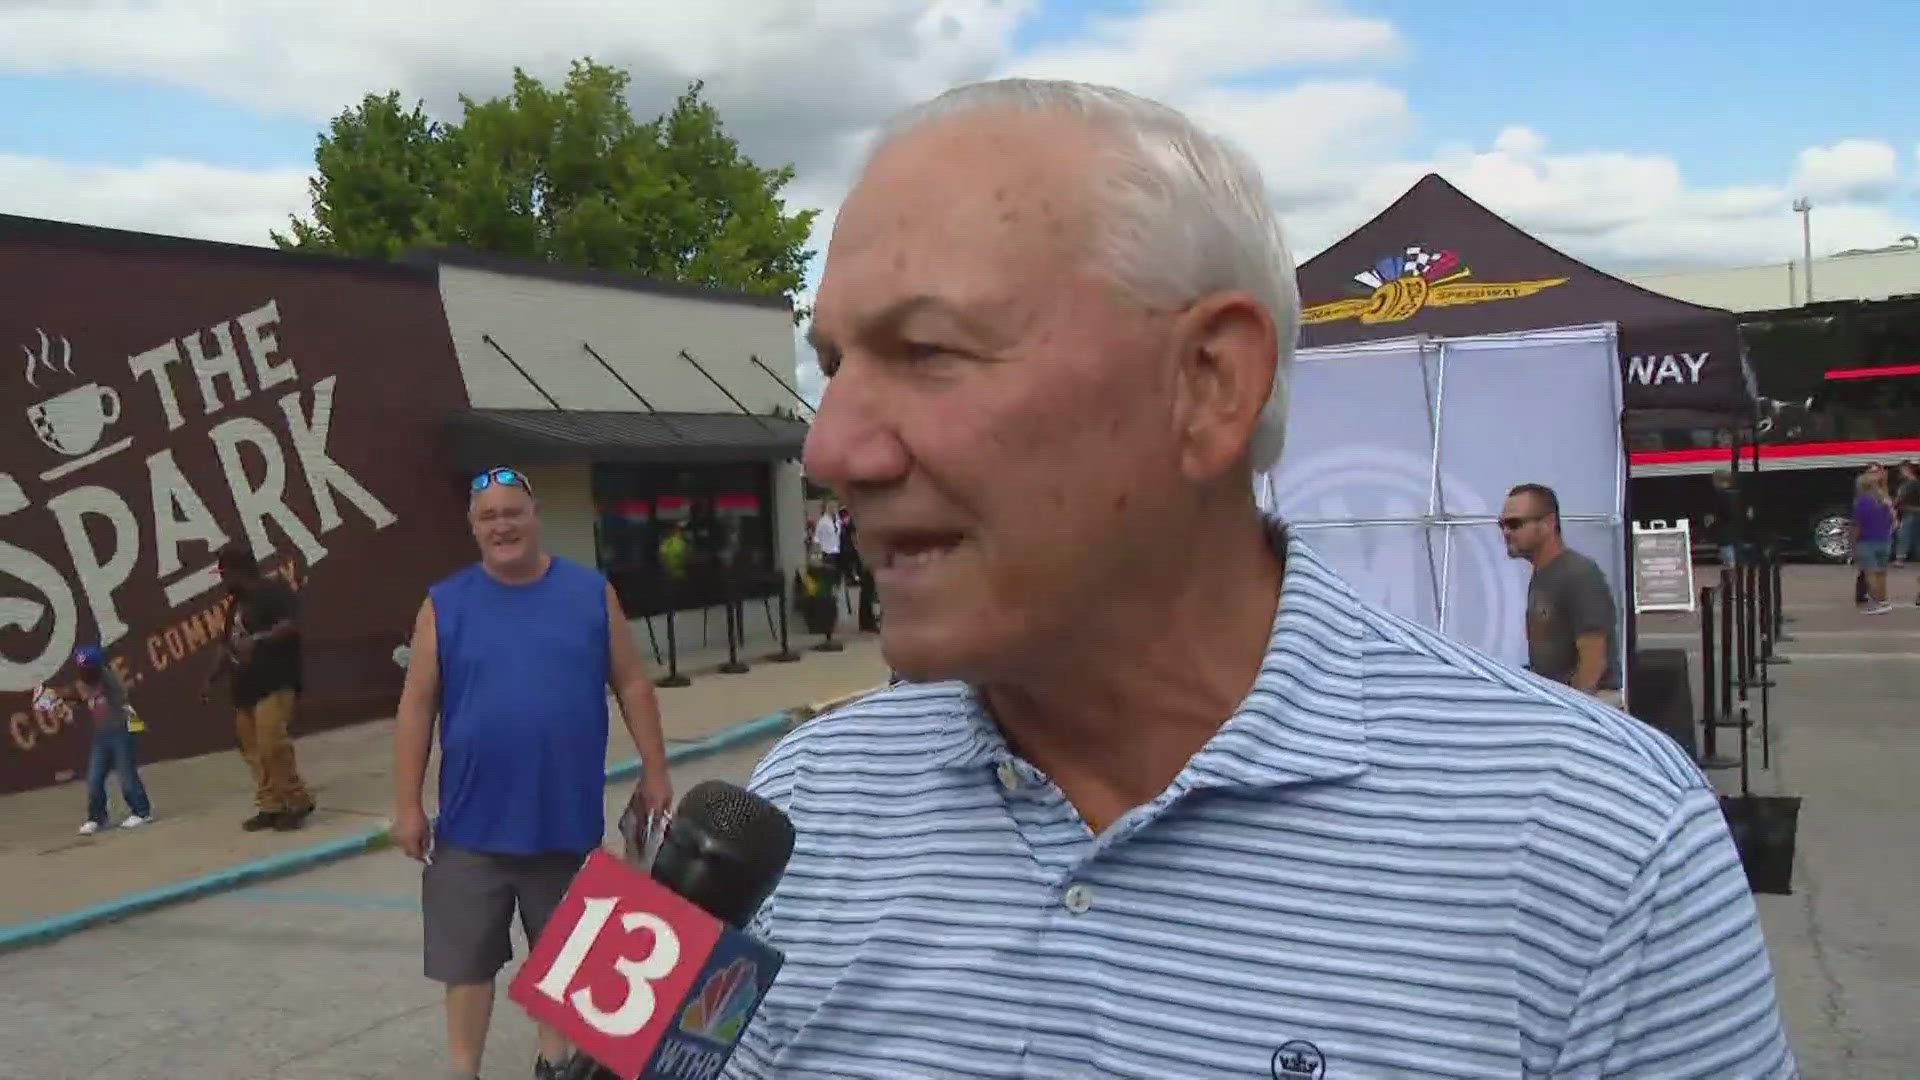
[[29, 384, 122, 456], [21, 329, 123, 458]]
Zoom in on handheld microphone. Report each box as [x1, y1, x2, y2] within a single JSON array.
[[511, 780, 795, 1080]]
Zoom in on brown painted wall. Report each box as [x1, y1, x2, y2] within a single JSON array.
[[0, 220, 475, 795]]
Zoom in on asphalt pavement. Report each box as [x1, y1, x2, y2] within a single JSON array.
[[1637, 562, 1920, 1078], [0, 740, 774, 1080]]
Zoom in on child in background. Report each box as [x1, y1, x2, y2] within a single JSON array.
[[44, 644, 154, 835]]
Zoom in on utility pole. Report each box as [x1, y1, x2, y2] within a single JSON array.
[[1791, 198, 1813, 304]]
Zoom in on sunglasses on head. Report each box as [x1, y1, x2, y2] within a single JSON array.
[[471, 466, 534, 497]]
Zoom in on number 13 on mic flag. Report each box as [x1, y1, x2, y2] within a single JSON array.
[[509, 849, 784, 1079]]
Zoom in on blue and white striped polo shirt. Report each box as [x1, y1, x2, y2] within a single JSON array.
[[727, 532, 1793, 1079]]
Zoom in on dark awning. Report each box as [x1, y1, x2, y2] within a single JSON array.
[[445, 409, 807, 469]]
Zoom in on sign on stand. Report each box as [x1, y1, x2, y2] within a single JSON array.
[[1632, 521, 1696, 613]]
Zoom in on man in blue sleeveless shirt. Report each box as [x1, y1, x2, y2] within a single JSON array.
[[392, 467, 674, 1080]]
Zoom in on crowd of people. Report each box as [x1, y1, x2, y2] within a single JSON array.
[[1851, 460, 1920, 613], [807, 499, 878, 633]]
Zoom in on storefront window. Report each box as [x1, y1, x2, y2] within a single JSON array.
[[591, 462, 778, 616]]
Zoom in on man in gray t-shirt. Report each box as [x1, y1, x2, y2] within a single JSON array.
[[1500, 483, 1622, 702]]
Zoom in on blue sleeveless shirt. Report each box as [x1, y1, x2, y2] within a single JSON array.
[[430, 556, 611, 855]]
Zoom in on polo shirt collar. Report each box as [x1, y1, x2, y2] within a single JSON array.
[[927, 522, 1371, 792]]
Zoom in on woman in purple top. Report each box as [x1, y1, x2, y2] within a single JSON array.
[[1851, 470, 1896, 613]]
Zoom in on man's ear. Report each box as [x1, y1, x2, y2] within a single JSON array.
[[1169, 291, 1278, 481]]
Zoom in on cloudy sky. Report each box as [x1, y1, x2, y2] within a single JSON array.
[[2, 0, 1914, 397]]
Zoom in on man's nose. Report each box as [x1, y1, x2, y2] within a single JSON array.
[[803, 364, 911, 492]]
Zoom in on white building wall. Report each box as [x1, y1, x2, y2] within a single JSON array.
[[519, 461, 599, 570], [433, 261, 807, 592], [1622, 246, 1920, 312]]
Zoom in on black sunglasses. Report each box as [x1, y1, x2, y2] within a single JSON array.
[[471, 466, 534, 497], [1498, 514, 1543, 531]]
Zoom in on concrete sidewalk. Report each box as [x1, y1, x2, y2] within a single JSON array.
[[1638, 563, 1920, 1077], [0, 630, 887, 931]]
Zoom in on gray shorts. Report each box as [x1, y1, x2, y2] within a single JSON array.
[[421, 844, 590, 984]]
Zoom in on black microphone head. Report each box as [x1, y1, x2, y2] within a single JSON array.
[[651, 779, 795, 929]]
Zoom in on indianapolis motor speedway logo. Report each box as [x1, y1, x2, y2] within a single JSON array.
[[1301, 245, 1568, 327]]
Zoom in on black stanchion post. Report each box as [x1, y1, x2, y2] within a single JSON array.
[[1698, 585, 1734, 769], [1769, 549, 1793, 647], [1728, 564, 1743, 714], [768, 584, 801, 663], [653, 582, 691, 689], [1736, 560, 1757, 690], [1736, 698, 1753, 800], [1760, 548, 1789, 664], [654, 605, 691, 688], [1759, 637, 1773, 771], [1746, 558, 1776, 688], [1754, 558, 1774, 769], [1730, 565, 1749, 692], [1729, 564, 1755, 785], [1773, 547, 1796, 625], [641, 613, 663, 666], [718, 580, 749, 675]]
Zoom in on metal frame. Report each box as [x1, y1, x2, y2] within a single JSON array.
[[1280, 323, 1631, 700]]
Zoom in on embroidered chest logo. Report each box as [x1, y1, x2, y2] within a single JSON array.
[[1272, 1039, 1327, 1079]]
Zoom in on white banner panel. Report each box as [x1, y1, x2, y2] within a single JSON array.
[[1261, 325, 1627, 678]]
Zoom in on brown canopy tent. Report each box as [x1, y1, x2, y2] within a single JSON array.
[[1296, 173, 1756, 430]]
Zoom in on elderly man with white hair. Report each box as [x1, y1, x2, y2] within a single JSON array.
[[727, 80, 1793, 1079]]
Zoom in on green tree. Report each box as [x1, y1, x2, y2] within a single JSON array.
[[273, 60, 817, 315]]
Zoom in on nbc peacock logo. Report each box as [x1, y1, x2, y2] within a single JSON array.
[[1301, 244, 1567, 327], [676, 956, 763, 1045]]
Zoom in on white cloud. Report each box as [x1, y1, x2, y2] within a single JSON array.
[[1001, 0, 1399, 99], [0, 0, 1032, 187], [1181, 80, 1415, 211], [1388, 133, 1919, 272], [1791, 138, 1900, 201], [1230, 127, 1918, 275], [794, 344, 827, 407], [0, 153, 309, 245]]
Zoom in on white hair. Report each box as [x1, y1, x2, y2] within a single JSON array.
[[870, 78, 1300, 472]]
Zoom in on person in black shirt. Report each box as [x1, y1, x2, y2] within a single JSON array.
[[202, 541, 315, 831], [841, 513, 880, 633], [1893, 461, 1920, 566]]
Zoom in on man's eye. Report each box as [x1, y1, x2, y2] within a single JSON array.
[[902, 341, 949, 361]]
